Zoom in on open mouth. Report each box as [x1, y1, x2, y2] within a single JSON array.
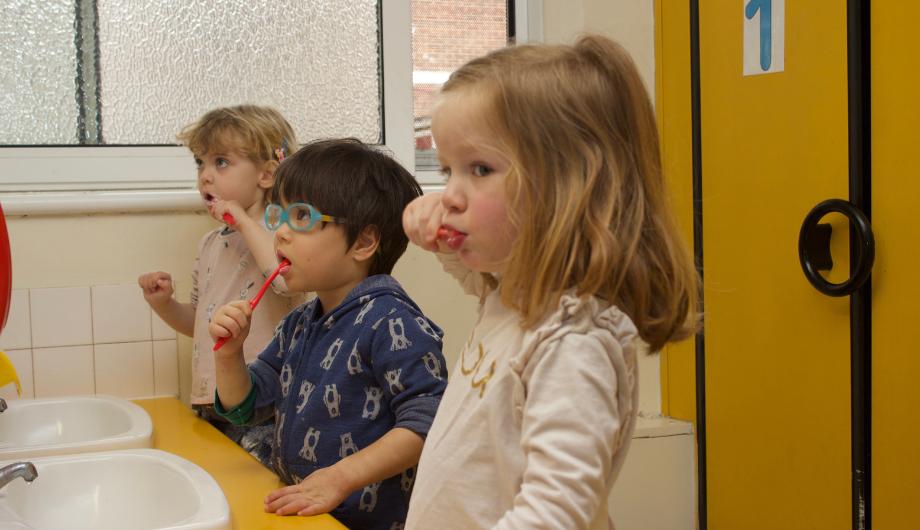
[[276, 252, 292, 275], [202, 192, 219, 206]]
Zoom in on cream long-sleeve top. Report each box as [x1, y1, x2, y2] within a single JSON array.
[[405, 254, 639, 530]]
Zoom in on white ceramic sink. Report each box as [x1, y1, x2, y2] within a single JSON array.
[[0, 449, 230, 530], [0, 395, 152, 459]]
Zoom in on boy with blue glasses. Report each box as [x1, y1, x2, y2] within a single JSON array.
[[208, 138, 447, 530]]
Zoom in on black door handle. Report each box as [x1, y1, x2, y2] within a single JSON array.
[[798, 198, 875, 297]]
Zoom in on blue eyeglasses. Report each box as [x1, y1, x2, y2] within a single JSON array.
[[264, 203, 347, 232]]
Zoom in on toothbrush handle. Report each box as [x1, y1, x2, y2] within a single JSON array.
[[222, 213, 235, 225], [213, 260, 289, 351]]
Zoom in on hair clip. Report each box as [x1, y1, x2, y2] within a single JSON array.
[[275, 138, 289, 162]]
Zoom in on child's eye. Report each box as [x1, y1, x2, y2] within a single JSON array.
[[472, 164, 492, 177], [216, 158, 230, 168], [193, 158, 203, 168], [294, 208, 310, 222], [439, 167, 452, 183]]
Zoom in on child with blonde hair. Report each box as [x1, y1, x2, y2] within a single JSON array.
[[402, 35, 700, 529], [139, 104, 300, 464]]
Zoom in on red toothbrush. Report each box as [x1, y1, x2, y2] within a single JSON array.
[[436, 226, 465, 250], [213, 258, 291, 351], [222, 213, 235, 225]]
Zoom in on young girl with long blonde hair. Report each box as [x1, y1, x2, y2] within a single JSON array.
[[402, 34, 700, 529]]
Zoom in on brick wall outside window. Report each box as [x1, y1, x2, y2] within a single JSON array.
[[412, 0, 508, 150]]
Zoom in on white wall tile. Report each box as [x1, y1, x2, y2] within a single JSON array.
[[0, 290, 31, 350], [30, 287, 93, 348], [92, 284, 152, 343], [94, 342, 154, 398], [33, 345, 95, 397], [153, 340, 179, 397], [0, 349, 34, 400], [151, 311, 177, 340]]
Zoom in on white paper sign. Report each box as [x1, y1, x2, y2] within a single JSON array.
[[744, 0, 784, 75]]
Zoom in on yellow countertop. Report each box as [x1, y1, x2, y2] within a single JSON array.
[[134, 397, 347, 530]]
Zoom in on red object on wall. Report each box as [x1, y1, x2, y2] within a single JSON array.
[[0, 203, 11, 334]]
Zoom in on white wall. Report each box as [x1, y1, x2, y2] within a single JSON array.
[[542, 0, 656, 94]]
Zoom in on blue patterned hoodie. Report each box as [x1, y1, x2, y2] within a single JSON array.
[[248, 274, 447, 530]]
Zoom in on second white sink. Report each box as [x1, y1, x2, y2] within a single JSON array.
[[0, 395, 152, 459], [0, 449, 230, 530]]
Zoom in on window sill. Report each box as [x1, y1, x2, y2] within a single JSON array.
[[0, 190, 203, 217], [0, 184, 452, 217]]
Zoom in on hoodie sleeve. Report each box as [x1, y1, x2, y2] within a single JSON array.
[[367, 301, 448, 437]]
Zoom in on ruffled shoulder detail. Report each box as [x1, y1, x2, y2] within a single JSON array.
[[509, 292, 639, 374]]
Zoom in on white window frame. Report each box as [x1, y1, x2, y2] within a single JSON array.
[[0, 0, 540, 215]]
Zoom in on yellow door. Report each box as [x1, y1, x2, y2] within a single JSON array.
[[700, 2, 851, 527], [657, 0, 920, 528], [871, 2, 920, 529]]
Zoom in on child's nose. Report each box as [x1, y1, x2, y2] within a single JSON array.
[[274, 223, 292, 244], [197, 165, 215, 184], [441, 179, 465, 213]]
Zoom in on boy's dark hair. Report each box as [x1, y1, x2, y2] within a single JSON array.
[[271, 138, 422, 276]]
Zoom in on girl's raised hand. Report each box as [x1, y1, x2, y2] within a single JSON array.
[[208, 198, 246, 226], [403, 192, 448, 252], [208, 300, 253, 355]]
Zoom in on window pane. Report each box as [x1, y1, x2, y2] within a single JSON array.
[[98, 0, 381, 145], [0, 1, 382, 147], [411, 0, 508, 170], [0, 1, 80, 145]]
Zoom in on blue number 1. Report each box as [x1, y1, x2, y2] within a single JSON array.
[[746, 0, 772, 71]]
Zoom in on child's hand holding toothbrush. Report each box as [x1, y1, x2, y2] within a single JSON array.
[[402, 192, 464, 252], [207, 198, 247, 227], [208, 300, 253, 356]]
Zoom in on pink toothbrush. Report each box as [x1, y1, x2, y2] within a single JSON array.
[[213, 258, 291, 351]]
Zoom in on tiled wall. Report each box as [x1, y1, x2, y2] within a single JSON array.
[[0, 285, 179, 400]]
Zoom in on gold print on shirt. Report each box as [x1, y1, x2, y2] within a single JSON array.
[[460, 341, 495, 398]]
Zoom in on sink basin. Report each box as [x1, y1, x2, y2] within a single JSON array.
[[0, 395, 152, 459], [0, 449, 230, 530]]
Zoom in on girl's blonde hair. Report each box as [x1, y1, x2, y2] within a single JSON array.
[[176, 104, 297, 164], [442, 34, 700, 351]]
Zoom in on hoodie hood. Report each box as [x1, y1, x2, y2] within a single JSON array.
[[315, 274, 420, 326]]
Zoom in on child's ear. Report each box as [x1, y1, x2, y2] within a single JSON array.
[[350, 225, 380, 263], [258, 160, 279, 190]]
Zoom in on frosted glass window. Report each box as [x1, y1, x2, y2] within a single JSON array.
[[0, 0, 381, 146], [0, 1, 80, 145], [97, 1, 381, 145]]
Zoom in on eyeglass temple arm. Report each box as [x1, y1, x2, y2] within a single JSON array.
[[319, 214, 346, 224]]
